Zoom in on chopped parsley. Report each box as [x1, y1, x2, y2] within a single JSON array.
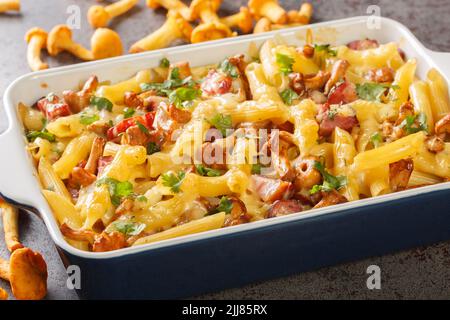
[[310, 161, 347, 194], [90, 96, 113, 112], [370, 132, 382, 148], [96, 177, 134, 206], [195, 165, 221, 177], [208, 114, 232, 137], [79, 113, 99, 125], [160, 57, 170, 68], [136, 195, 148, 202], [140, 67, 198, 97], [146, 142, 161, 155], [136, 121, 149, 134], [217, 196, 233, 214], [356, 83, 396, 102], [314, 44, 337, 57], [251, 163, 262, 174], [161, 171, 186, 193], [280, 88, 299, 105], [399, 112, 428, 135], [26, 130, 56, 142], [218, 58, 239, 78], [276, 53, 295, 75], [108, 220, 146, 236], [123, 108, 135, 119], [168, 87, 201, 109]]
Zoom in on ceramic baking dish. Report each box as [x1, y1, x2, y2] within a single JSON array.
[[1, 16, 449, 299]]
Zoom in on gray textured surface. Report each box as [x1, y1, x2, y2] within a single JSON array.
[[0, 0, 450, 300]]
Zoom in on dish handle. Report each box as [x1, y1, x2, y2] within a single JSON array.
[[429, 50, 450, 79], [0, 126, 41, 210]]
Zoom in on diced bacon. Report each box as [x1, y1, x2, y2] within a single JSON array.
[[267, 200, 303, 218], [347, 39, 379, 50], [318, 104, 359, 137], [389, 159, 414, 192], [107, 112, 155, 141], [201, 70, 233, 96], [327, 81, 358, 105], [252, 175, 294, 203], [168, 103, 192, 123], [314, 190, 348, 209], [37, 95, 72, 120]]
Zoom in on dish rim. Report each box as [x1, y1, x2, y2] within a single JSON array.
[[2, 15, 450, 260]]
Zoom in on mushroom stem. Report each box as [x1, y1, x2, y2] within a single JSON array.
[[220, 7, 253, 33], [287, 2, 313, 24], [105, 0, 138, 18], [249, 0, 287, 24], [129, 12, 192, 53], [0, 200, 23, 253], [199, 7, 219, 23], [146, 0, 191, 20], [25, 28, 48, 72], [63, 42, 93, 60], [0, 0, 20, 12], [0, 258, 9, 280]]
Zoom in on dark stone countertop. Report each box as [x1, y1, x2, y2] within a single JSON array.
[[0, 0, 450, 300]]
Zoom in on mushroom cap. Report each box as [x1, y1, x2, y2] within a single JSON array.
[[47, 24, 73, 56], [253, 17, 271, 33], [169, 11, 194, 41], [0, 287, 8, 300], [191, 21, 234, 43], [189, 0, 222, 20], [237, 7, 253, 33], [9, 248, 47, 300], [146, 0, 161, 9], [25, 27, 48, 43], [87, 5, 110, 28], [91, 28, 123, 60]]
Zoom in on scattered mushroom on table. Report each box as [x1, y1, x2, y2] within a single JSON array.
[[220, 6, 253, 34], [0, 0, 20, 13], [25, 27, 48, 72], [0, 199, 24, 253], [248, 0, 288, 24], [47, 24, 123, 61], [129, 11, 193, 53], [146, 0, 191, 21], [87, 0, 139, 28], [0, 287, 8, 300], [0, 248, 48, 300]]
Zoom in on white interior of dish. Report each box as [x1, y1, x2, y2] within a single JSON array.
[[2, 16, 449, 259]]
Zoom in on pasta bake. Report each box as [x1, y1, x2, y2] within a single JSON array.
[[19, 37, 450, 252]]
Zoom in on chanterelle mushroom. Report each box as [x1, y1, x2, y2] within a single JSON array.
[[129, 11, 192, 53], [25, 27, 48, 72], [0, 287, 7, 300], [91, 28, 123, 59], [146, 0, 191, 20], [287, 2, 313, 24], [88, 0, 138, 28], [189, 0, 235, 43], [253, 17, 272, 33], [47, 25, 122, 61], [248, 0, 287, 25], [47, 24, 93, 60], [0, 0, 20, 12], [0, 199, 24, 253], [220, 6, 253, 34], [0, 248, 47, 300]]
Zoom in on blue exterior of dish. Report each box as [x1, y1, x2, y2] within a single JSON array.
[[57, 188, 450, 299]]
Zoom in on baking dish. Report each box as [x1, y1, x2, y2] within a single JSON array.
[[1, 16, 450, 299]]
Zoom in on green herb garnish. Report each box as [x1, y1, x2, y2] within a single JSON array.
[[251, 163, 262, 174], [90, 96, 113, 112], [123, 108, 135, 119], [160, 57, 170, 68], [218, 58, 239, 78], [314, 44, 337, 57], [399, 113, 428, 135], [109, 220, 146, 236], [280, 88, 299, 105], [310, 161, 347, 194], [217, 196, 233, 214], [356, 83, 394, 102], [136, 121, 149, 134], [79, 113, 99, 125], [195, 164, 221, 177], [96, 177, 134, 206], [169, 87, 201, 109], [276, 53, 295, 75], [370, 132, 382, 148], [136, 195, 148, 202], [26, 130, 56, 142], [146, 142, 161, 155], [161, 171, 186, 193], [208, 114, 232, 137]]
